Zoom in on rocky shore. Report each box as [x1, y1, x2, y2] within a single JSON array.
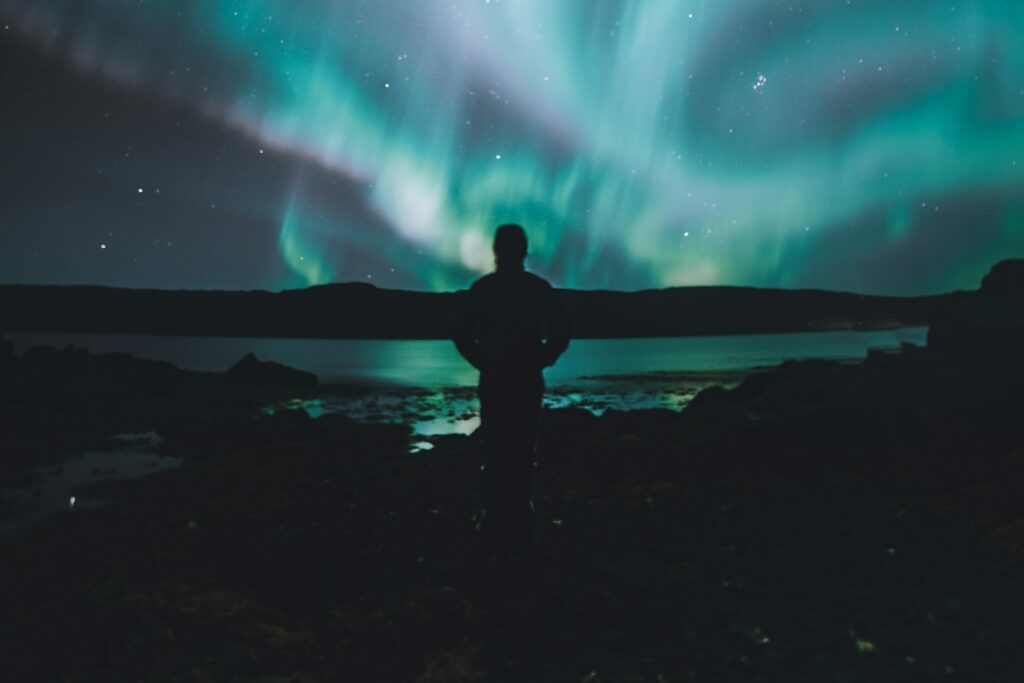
[[1, 263, 1023, 682]]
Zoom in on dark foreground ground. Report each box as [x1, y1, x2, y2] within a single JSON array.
[[3, 344, 1024, 682]]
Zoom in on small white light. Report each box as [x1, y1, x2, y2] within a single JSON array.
[[69, 496, 76, 508]]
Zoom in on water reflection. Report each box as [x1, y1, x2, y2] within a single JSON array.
[[8, 328, 928, 387], [415, 415, 481, 437], [264, 369, 751, 436], [0, 433, 181, 537]]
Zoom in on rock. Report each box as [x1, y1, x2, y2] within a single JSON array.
[[1005, 445, 1024, 491], [685, 385, 732, 415], [225, 353, 317, 387], [928, 260, 1024, 356], [928, 294, 1024, 355], [265, 407, 311, 427], [21, 344, 87, 371], [901, 342, 923, 356], [981, 258, 1024, 300], [0, 332, 13, 376]]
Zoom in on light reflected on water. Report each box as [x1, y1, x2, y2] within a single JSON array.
[[264, 371, 747, 437], [415, 415, 481, 437], [8, 328, 928, 387]]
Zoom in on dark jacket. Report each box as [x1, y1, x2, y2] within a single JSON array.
[[453, 269, 570, 374]]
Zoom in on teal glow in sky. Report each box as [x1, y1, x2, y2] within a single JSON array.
[[1, 0, 1023, 294]]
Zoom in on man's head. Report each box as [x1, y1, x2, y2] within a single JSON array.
[[493, 223, 527, 270]]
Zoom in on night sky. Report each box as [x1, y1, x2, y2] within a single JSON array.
[[1, 1, 1023, 295]]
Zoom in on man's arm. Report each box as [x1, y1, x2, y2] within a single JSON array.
[[540, 286, 570, 367], [452, 288, 484, 370]]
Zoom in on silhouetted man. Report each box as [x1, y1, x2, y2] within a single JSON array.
[[453, 224, 570, 551]]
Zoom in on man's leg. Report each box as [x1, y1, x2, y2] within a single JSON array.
[[479, 372, 543, 551], [503, 374, 544, 549]]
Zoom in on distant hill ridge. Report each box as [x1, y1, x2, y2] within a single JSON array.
[[0, 282, 950, 339]]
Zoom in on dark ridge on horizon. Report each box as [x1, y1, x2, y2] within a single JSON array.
[[0, 278, 969, 298], [0, 282, 952, 340]]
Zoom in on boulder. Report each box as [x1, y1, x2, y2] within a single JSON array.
[[928, 260, 1024, 356], [225, 353, 317, 387], [981, 258, 1024, 300], [0, 332, 13, 377], [685, 384, 733, 415]]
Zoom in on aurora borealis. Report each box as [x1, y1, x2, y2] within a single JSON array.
[[1, 1, 1023, 294]]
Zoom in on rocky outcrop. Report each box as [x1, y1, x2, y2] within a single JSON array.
[[225, 353, 317, 388], [927, 260, 1024, 356], [0, 281, 946, 340], [0, 333, 13, 376], [981, 259, 1024, 300]]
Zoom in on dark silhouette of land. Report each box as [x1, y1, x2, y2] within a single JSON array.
[[0, 281, 947, 339]]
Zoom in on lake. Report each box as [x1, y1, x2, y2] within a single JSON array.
[[7, 328, 929, 435], [7, 327, 928, 388], [1, 327, 929, 531]]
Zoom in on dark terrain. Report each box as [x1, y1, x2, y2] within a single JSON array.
[[0, 281, 947, 339], [1, 261, 1022, 682]]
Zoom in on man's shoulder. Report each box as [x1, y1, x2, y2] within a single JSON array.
[[524, 271, 554, 289], [514, 271, 555, 293], [468, 273, 496, 294], [471, 270, 552, 292], [470, 272, 495, 287]]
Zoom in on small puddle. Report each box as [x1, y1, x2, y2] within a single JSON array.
[[1, 432, 181, 538]]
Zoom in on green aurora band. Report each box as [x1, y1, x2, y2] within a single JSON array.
[[5, 0, 1024, 292]]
